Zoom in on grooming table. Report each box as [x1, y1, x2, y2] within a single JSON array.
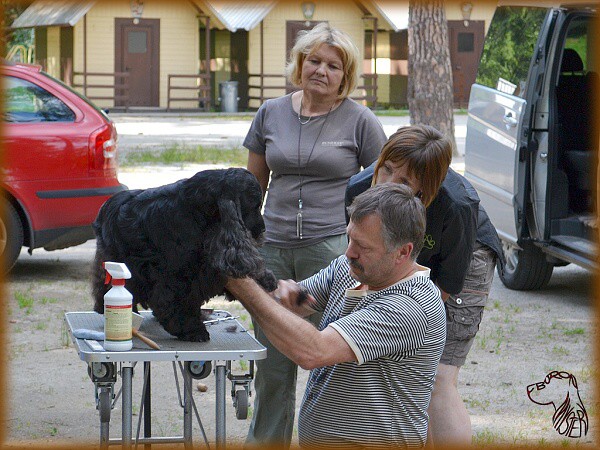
[[65, 310, 266, 449]]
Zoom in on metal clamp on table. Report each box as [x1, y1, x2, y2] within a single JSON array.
[[65, 310, 266, 449]]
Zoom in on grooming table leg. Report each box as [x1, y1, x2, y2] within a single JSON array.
[[122, 363, 134, 448], [99, 386, 112, 450], [144, 362, 152, 450], [184, 368, 193, 448], [215, 360, 227, 450]]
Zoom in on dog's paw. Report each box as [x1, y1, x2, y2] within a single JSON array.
[[178, 327, 211, 342], [256, 270, 278, 292]]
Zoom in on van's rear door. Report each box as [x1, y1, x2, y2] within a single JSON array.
[[464, 6, 555, 244]]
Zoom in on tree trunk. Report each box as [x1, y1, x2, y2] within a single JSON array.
[[408, 0, 458, 156]]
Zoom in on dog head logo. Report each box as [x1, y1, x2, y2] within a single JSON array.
[[527, 371, 588, 438]]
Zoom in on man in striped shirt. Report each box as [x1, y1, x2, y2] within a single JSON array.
[[226, 183, 446, 448]]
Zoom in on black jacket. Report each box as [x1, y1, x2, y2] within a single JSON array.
[[345, 163, 504, 295]]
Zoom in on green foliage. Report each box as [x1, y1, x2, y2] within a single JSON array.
[[121, 144, 248, 167], [476, 6, 548, 93], [1, 1, 34, 50], [5, 85, 34, 111], [563, 327, 585, 336], [473, 428, 501, 446], [565, 17, 592, 69], [373, 109, 410, 117], [14, 290, 34, 313]]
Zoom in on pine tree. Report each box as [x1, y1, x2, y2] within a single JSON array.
[[408, 0, 457, 156]]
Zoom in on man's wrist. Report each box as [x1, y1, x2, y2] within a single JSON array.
[[226, 277, 255, 300]]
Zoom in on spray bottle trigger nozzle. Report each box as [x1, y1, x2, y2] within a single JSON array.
[[104, 272, 112, 285]]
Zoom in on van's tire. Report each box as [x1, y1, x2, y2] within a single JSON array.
[[0, 198, 24, 274], [499, 240, 553, 290]]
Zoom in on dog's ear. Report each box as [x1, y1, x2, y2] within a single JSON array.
[[210, 198, 263, 277], [218, 197, 243, 229]]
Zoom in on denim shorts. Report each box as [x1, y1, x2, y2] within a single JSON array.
[[440, 243, 497, 367]]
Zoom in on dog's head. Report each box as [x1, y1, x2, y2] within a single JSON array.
[[183, 168, 265, 240], [182, 168, 268, 279], [527, 371, 578, 407]]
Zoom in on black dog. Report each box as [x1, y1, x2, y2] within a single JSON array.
[[92, 168, 277, 342]]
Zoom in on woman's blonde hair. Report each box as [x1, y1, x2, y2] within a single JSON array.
[[286, 23, 359, 99], [373, 125, 453, 207]]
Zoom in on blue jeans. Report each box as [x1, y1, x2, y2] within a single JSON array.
[[246, 234, 348, 448]]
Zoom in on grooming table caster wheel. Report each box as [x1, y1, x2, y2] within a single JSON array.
[[88, 362, 116, 383], [233, 389, 248, 420], [98, 388, 112, 423], [185, 360, 212, 380]]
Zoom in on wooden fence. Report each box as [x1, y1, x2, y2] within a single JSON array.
[[167, 73, 211, 112], [72, 71, 130, 110], [248, 73, 378, 108]]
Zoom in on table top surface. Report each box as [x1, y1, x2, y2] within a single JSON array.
[[65, 310, 266, 363]]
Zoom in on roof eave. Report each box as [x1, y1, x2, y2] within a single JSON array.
[[356, 0, 406, 32], [10, 0, 96, 29]]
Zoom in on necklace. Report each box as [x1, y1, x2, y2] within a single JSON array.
[[296, 98, 335, 239], [298, 95, 312, 125], [298, 94, 334, 125]]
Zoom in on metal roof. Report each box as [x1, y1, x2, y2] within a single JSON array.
[[201, 1, 277, 32], [11, 0, 96, 28], [369, 0, 409, 32], [10, 0, 409, 32]]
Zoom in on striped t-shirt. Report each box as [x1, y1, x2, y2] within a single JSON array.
[[298, 256, 446, 449]]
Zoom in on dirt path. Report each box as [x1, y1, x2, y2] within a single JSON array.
[[2, 238, 595, 448], [2, 155, 596, 447]]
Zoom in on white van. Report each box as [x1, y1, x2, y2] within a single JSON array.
[[464, 1, 598, 289]]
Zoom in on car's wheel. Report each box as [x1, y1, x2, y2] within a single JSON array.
[[0, 198, 24, 274], [499, 240, 553, 290]]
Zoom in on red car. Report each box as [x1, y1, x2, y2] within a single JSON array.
[[1, 62, 126, 273]]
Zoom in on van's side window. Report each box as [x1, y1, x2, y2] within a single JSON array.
[[475, 6, 547, 97], [564, 17, 594, 71]]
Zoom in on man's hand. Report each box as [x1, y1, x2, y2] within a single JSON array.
[[224, 276, 355, 370], [275, 280, 317, 317], [225, 277, 316, 317]]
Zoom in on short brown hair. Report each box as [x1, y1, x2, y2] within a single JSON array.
[[286, 23, 359, 99], [347, 183, 426, 260], [373, 125, 453, 207]]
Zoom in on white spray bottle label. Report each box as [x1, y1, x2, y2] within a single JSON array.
[[103, 262, 133, 351]]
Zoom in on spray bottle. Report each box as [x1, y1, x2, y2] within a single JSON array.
[[103, 261, 133, 351]]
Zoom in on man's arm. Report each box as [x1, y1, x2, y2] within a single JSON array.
[[226, 277, 357, 370]]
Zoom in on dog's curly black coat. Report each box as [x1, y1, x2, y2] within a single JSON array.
[[92, 168, 277, 342]]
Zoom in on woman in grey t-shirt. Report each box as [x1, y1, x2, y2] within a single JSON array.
[[244, 23, 386, 448]]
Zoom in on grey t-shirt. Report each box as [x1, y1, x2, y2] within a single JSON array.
[[244, 94, 386, 248]]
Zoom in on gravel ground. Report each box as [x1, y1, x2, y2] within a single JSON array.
[[1, 116, 596, 447], [2, 217, 596, 449]]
